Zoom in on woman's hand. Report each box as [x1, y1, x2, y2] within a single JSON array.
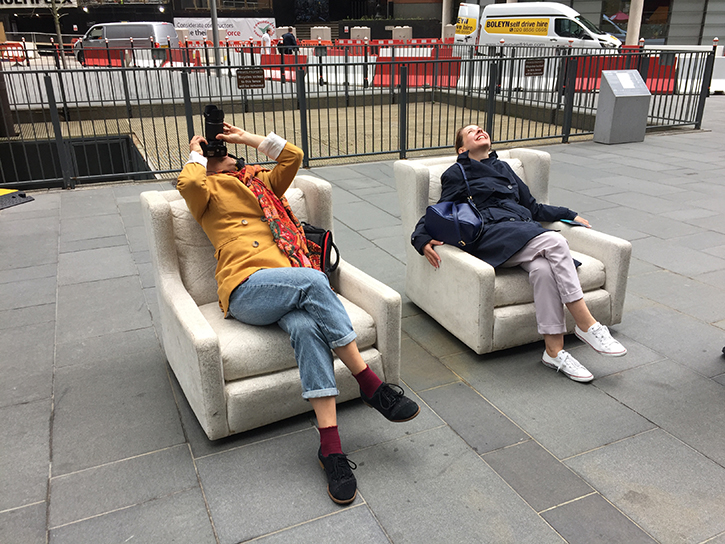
[[423, 240, 444, 269], [573, 215, 591, 228], [217, 122, 248, 145], [189, 135, 207, 154]]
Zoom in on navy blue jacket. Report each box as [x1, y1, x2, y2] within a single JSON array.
[[411, 151, 577, 268]]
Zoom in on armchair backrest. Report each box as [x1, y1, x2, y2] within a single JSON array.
[[143, 175, 332, 307], [395, 148, 551, 237]]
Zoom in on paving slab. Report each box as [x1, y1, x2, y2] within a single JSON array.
[[540, 493, 657, 544], [49, 444, 198, 528], [418, 381, 528, 455], [621, 303, 725, 377], [0, 399, 50, 511], [352, 425, 563, 544], [57, 245, 137, 286], [0, 321, 54, 407], [0, 275, 57, 312], [252, 505, 390, 543], [0, 502, 47, 544], [595, 360, 725, 467], [55, 275, 151, 344], [402, 312, 469, 360], [442, 345, 655, 459], [566, 429, 725, 544], [51, 345, 184, 476], [399, 334, 460, 392], [631, 237, 725, 278], [59, 214, 126, 244], [195, 428, 359, 544], [483, 439, 594, 513], [0, 303, 56, 331], [628, 270, 725, 324], [48, 487, 216, 544], [58, 234, 128, 254], [59, 188, 118, 219]]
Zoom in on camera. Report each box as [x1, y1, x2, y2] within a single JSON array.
[[202, 104, 227, 158]]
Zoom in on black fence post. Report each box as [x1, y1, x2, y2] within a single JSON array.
[[44, 74, 74, 189], [181, 70, 195, 144], [486, 61, 498, 140], [399, 65, 408, 159], [695, 46, 716, 129], [295, 67, 310, 168], [562, 56, 578, 143]]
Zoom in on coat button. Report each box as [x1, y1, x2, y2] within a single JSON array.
[[241, 219, 248, 225], [252, 241, 259, 248], [508, 184, 513, 189], [509, 217, 516, 221]]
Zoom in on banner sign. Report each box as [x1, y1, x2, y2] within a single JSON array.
[[0, 0, 78, 9], [484, 18, 549, 36], [173, 17, 276, 42]]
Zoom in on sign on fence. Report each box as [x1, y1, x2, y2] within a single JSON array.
[[236, 67, 265, 89], [524, 58, 545, 76]]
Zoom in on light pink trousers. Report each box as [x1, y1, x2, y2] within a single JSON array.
[[501, 231, 584, 335]]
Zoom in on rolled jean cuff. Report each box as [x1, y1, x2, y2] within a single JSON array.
[[561, 289, 584, 304], [302, 387, 340, 400], [538, 323, 568, 335], [329, 330, 357, 349]]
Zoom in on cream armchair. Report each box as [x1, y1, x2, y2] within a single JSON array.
[[395, 150, 631, 355], [141, 175, 401, 440]]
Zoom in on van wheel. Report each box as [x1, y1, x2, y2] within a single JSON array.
[[77, 51, 85, 65]]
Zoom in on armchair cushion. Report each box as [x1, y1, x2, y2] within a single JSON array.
[[200, 295, 377, 382], [494, 251, 605, 307]]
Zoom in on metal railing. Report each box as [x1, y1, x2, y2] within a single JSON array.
[[0, 42, 715, 189]]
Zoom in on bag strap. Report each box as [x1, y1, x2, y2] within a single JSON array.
[[456, 163, 476, 204]]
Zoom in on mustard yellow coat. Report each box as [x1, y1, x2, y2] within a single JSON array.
[[176, 142, 304, 315]]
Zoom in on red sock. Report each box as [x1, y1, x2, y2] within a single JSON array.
[[354, 365, 383, 398], [319, 425, 343, 456]]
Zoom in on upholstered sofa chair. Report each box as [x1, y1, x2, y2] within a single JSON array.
[[395, 150, 631, 355], [140, 175, 401, 440]]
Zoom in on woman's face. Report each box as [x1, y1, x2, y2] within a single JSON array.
[[458, 125, 490, 154]]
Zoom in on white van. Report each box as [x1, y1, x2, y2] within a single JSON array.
[[456, 2, 621, 49], [74, 22, 180, 64]]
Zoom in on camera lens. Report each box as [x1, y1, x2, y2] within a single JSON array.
[[203, 105, 227, 158]]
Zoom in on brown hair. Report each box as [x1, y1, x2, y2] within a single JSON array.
[[454, 126, 466, 153]]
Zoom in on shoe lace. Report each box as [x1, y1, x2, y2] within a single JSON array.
[[378, 383, 404, 410], [591, 324, 616, 348], [557, 352, 586, 374], [330, 454, 357, 480]]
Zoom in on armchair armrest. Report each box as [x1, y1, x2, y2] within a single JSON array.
[[141, 191, 229, 440], [332, 260, 402, 384], [406, 244, 497, 354], [550, 223, 632, 324], [291, 175, 333, 231]]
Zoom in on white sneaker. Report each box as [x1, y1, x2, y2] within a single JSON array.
[[542, 350, 594, 383], [575, 322, 627, 357]]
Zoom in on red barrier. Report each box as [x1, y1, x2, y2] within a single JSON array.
[[260, 53, 308, 82], [575, 53, 676, 94], [373, 56, 461, 88], [0, 42, 25, 63]]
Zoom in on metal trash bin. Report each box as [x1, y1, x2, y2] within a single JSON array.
[[594, 69, 651, 144]]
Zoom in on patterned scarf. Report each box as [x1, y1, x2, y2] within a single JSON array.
[[226, 165, 313, 269]]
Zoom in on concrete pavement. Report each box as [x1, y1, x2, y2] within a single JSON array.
[[1, 97, 725, 544]]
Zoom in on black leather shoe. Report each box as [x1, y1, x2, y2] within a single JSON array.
[[318, 448, 357, 505], [361, 383, 420, 422]]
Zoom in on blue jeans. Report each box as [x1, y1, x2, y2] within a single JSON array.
[[227, 268, 357, 399]]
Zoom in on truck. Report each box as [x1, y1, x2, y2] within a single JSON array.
[[456, 2, 621, 49]]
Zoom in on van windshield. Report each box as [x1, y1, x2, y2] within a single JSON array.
[[576, 16, 604, 35]]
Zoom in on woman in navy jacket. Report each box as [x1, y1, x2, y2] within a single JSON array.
[[411, 125, 627, 382]]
